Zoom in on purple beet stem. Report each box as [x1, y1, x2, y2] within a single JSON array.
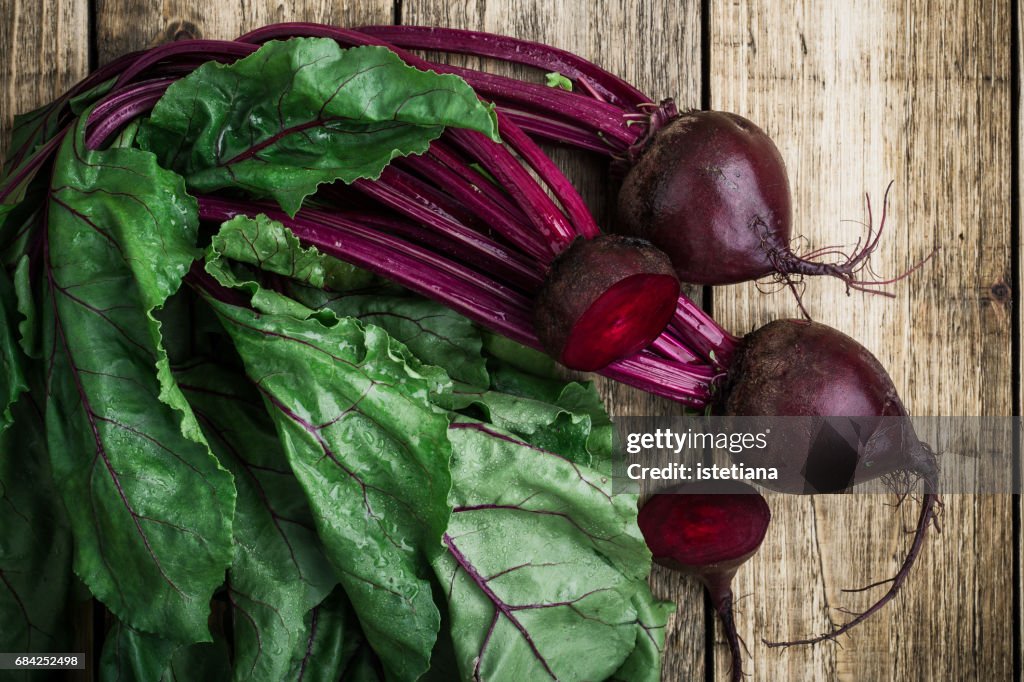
[[8, 28, 737, 405], [198, 196, 716, 405], [349, 25, 653, 108]]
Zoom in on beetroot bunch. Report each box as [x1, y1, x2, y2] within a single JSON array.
[[0, 22, 939, 680]]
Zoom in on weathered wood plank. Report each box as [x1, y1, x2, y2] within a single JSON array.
[[400, 1, 708, 678], [0, 0, 89, 163], [94, 0, 393, 61], [710, 1, 1012, 680], [1018, 0, 1024, 677]]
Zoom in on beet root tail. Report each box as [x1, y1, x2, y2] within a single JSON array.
[[763, 486, 939, 648], [772, 181, 937, 302], [714, 592, 745, 682]]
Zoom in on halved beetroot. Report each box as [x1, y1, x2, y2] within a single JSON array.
[[533, 235, 679, 371]]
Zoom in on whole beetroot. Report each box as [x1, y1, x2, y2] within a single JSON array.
[[723, 319, 939, 645], [617, 111, 901, 295]]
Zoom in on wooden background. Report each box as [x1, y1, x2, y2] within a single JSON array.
[[0, 0, 1014, 680]]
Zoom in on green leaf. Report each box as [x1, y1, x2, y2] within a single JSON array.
[[68, 77, 119, 116], [344, 649, 387, 682], [141, 39, 499, 216], [2, 76, 114, 227], [205, 297, 452, 682], [0, 267, 28, 431], [0, 174, 46, 268], [0, 391, 76, 668], [6, 106, 61, 174], [158, 632, 233, 682], [447, 382, 610, 469], [13, 256, 38, 359], [482, 331, 559, 379], [42, 115, 235, 643], [204, 213, 376, 321], [5, 76, 113, 172], [212, 213, 333, 287], [285, 590, 362, 682], [436, 419, 654, 681], [178, 363, 338, 682], [294, 277, 608, 466], [99, 622, 180, 682], [544, 72, 574, 91], [204, 215, 340, 321], [609, 591, 674, 682], [311, 294, 489, 389], [100, 613, 236, 682]]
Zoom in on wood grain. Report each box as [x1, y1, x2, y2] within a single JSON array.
[[94, 0, 393, 61], [399, 1, 708, 677], [0, 0, 88, 163], [710, 1, 1013, 680]]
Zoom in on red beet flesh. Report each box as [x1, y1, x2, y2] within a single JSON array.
[[723, 319, 939, 646], [639, 482, 770, 572], [533, 234, 679, 371], [639, 482, 770, 682]]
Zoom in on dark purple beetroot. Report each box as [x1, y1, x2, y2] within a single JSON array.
[[533, 234, 679, 371], [723, 319, 937, 491], [617, 111, 790, 285], [723, 319, 939, 646], [617, 111, 899, 293], [639, 481, 770, 682]]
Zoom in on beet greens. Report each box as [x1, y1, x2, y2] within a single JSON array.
[[1, 36, 675, 682]]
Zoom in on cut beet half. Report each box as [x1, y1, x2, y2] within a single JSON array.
[[534, 235, 680, 371], [638, 481, 771, 682], [639, 482, 771, 575]]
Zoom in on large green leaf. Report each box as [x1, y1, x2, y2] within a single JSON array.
[[158, 632, 233, 682], [0, 392, 76, 672], [436, 419, 659, 682], [296, 281, 609, 458], [141, 38, 499, 215], [42, 115, 235, 643], [204, 297, 452, 682], [99, 622, 180, 682], [344, 650, 388, 682], [179, 363, 338, 682], [100, 621, 233, 682]]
